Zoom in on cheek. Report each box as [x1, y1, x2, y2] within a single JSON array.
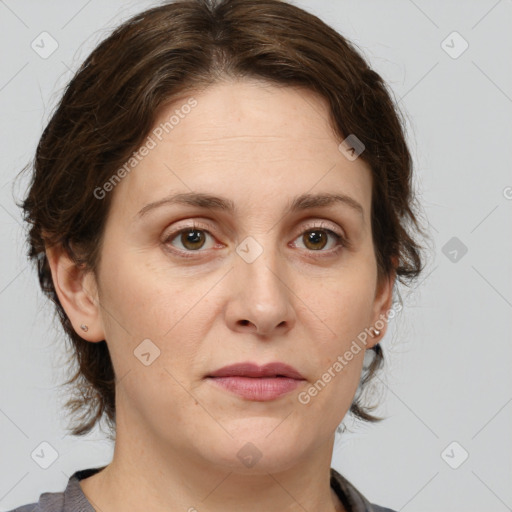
[[297, 263, 376, 345], [95, 251, 210, 425], [96, 246, 217, 373], [98, 246, 180, 333], [292, 265, 376, 418]]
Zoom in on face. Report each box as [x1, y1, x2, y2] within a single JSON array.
[[81, 79, 393, 473]]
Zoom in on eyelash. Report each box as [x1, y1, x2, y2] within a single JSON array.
[[162, 221, 347, 258]]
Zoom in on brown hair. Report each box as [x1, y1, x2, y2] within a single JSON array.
[[20, 0, 426, 437]]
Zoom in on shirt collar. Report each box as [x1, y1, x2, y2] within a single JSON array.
[[59, 466, 378, 512], [330, 467, 379, 511]]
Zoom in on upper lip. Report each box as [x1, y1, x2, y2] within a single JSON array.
[[207, 362, 305, 380]]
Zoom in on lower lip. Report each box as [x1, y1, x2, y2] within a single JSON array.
[[207, 376, 304, 401]]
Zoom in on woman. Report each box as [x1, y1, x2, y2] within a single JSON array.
[[13, 0, 425, 511]]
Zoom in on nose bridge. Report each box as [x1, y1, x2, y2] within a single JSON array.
[[227, 232, 294, 334], [238, 233, 287, 301]]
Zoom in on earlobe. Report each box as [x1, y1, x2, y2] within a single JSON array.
[[45, 244, 105, 342], [367, 269, 396, 348]]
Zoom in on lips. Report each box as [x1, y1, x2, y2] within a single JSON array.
[[207, 362, 305, 380], [206, 362, 306, 401]]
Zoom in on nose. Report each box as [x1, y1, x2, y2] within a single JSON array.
[[224, 241, 296, 337]]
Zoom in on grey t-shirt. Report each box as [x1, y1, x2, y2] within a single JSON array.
[[9, 466, 396, 512]]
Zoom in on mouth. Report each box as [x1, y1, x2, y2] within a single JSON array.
[[206, 362, 305, 401], [207, 361, 305, 379]]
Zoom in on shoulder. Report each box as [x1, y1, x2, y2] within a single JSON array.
[[368, 506, 397, 512], [5, 467, 104, 512], [4, 490, 64, 512], [330, 467, 397, 512], [6, 488, 67, 512]]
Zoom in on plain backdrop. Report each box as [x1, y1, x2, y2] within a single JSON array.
[[1, 1, 511, 511]]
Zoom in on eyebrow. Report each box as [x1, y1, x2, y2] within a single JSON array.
[[136, 191, 364, 220]]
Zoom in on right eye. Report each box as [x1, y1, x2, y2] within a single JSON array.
[[165, 228, 215, 251], [162, 221, 222, 257]]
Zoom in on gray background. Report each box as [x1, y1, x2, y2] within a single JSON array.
[[1, 1, 511, 511]]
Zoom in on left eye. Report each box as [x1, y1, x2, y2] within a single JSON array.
[[292, 228, 343, 251]]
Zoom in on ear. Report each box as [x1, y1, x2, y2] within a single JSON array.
[[366, 259, 398, 349], [45, 244, 105, 342]]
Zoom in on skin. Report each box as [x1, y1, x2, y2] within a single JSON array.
[[48, 78, 395, 512]]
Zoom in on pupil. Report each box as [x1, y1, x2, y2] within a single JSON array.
[[183, 230, 204, 249], [305, 230, 326, 250]]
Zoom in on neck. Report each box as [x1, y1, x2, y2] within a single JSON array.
[[80, 409, 345, 512]]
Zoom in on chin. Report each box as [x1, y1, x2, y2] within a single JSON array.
[[196, 422, 310, 475]]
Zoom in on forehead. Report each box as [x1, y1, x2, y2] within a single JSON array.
[[110, 79, 372, 219], [154, 79, 336, 153]]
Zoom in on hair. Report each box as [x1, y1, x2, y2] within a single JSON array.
[[20, 0, 426, 437]]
